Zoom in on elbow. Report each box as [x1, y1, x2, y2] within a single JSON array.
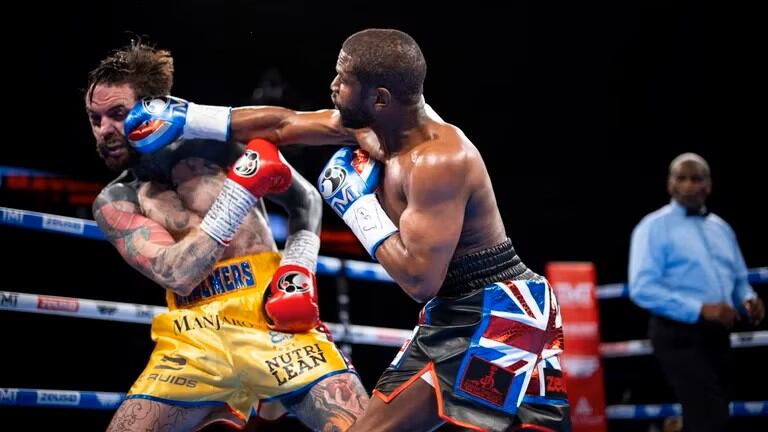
[[159, 273, 201, 297], [628, 268, 655, 304], [290, 184, 323, 232], [401, 281, 437, 303], [301, 187, 324, 232], [388, 253, 442, 302], [398, 272, 440, 303], [627, 281, 642, 304], [628, 282, 653, 310], [145, 261, 198, 296], [165, 281, 196, 297], [306, 187, 323, 217]]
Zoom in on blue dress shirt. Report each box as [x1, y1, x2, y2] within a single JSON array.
[[629, 200, 756, 323]]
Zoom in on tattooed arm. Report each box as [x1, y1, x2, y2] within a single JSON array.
[[93, 181, 225, 296]]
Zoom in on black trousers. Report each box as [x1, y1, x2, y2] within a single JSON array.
[[649, 316, 732, 432]]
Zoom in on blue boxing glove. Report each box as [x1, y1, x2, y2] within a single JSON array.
[[124, 96, 231, 153], [318, 147, 398, 258]]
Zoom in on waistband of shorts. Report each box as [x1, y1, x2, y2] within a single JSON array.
[[438, 238, 534, 297], [168, 251, 281, 309]]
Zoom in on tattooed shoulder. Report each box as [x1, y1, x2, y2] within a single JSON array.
[[94, 173, 141, 214]]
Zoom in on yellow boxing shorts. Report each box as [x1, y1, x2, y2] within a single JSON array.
[[126, 252, 354, 421]]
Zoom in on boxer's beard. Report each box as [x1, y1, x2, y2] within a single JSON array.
[[97, 137, 140, 171], [338, 100, 374, 129]]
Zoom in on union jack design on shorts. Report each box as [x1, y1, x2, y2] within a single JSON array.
[[455, 279, 565, 414]]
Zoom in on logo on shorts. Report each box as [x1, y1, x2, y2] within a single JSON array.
[[138, 373, 197, 388], [459, 356, 513, 407], [172, 313, 255, 335], [154, 354, 187, 371], [544, 368, 567, 399], [265, 343, 328, 386], [318, 166, 347, 199], [277, 271, 312, 294], [233, 150, 260, 177], [270, 330, 295, 344], [176, 261, 256, 307]]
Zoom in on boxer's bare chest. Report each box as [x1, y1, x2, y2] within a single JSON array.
[[134, 156, 274, 254], [377, 152, 412, 227], [136, 157, 220, 237]]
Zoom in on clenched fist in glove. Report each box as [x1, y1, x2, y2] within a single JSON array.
[[124, 96, 231, 153], [318, 147, 397, 259], [264, 230, 321, 333], [200, 138, 292, 246]]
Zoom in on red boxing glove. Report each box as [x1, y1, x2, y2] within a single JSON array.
[[229, 138, 292, 197], [264, 264, 320, 333], [200, 138, 292, 246]]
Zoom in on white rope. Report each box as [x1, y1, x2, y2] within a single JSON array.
[[3, 290, 765, 354]]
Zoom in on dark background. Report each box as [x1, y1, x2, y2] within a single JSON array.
[[1, 1, 766, 430]]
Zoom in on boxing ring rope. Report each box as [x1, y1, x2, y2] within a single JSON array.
[[0, 291, 768, 358], [3, 206, 765, 290], [3, 290, 767, 418], [1, 388, 124, 410], [4, 387, 767, 419], [596, 265, 768, 299], [2, 289, 765, 355], [2, 206, 767, 421], [0, 291, 413, 347]]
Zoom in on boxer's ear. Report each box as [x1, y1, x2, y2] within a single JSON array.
[[373, 87, 391, 108]]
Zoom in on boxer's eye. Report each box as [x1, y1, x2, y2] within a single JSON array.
[[106, 106, 128, 121]]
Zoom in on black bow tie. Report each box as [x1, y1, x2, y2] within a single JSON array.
[[686, 207, 710, 217]]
